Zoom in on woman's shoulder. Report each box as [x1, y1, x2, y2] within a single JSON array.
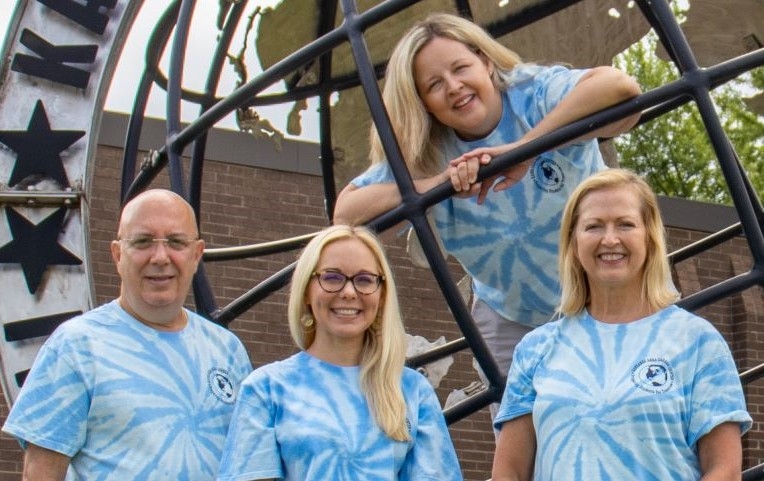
[[401, 366, 438, 392], [657, 304, 716, 328], [402, 365, 429, 382], [502, 63, 571, 84], [514, 314, 576, 356]]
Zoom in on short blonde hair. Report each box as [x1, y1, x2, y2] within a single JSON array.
[[287, 225, 409, 441], [369, 12, 522, 176], [558, 169, 679, 315]]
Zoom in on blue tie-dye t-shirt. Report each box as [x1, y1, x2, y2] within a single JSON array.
[[217, 351, 463, 481], [2, 300, 253, 481], [494, 305, 752, 481], [351, 64, 607, 326]]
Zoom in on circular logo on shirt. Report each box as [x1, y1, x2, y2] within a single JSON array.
[[208, 368, 236, 404], [631, 358, 674, 393], [530, 158, 565, 193]]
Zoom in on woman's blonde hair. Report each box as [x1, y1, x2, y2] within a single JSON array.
[[369, 12, 522, 176], [558, 169, 680, 315], [287, 225, 410, 441]]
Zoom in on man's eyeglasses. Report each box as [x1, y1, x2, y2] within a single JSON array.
[[120, 236, 198, 251], [312, 271, 384, 295]]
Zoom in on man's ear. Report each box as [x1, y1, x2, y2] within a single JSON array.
[[110, 240, 122, 265], [193, 239, 205, 265]]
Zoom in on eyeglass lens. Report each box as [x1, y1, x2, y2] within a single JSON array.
[[122, 236, 196, 251], [315, 272, 382, 294]]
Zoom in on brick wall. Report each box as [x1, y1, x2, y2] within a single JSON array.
[[0, 142, 762, 480]]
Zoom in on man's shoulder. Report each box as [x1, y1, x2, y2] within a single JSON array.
[[52, 302, 121, 336], [187, 311, 238, 336], [185, 310, 249, 357]]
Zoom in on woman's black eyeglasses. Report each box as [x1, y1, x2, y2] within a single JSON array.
[[312, 271, 384, 295]]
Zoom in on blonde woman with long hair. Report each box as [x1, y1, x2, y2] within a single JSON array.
[[334, 13, 642, 418], [218, 225, 462, 481], [492, 169, 751, 481]]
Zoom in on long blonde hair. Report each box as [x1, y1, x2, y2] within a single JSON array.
[[287, 225, 410, 441], [558, 169, 680, 315], [369, 12, 522, 176]]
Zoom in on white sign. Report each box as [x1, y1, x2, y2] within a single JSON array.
[[0, 0, 143, 404]]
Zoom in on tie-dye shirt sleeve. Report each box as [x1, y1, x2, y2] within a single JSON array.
[[399, 371, 462, 481], [2, 338, 89, 455]]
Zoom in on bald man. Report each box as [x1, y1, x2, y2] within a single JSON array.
[[3, 189, 252, 481]]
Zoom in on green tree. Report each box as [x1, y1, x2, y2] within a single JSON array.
[[613, 34, 764, 205]]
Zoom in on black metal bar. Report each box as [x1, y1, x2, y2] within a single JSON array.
[[187, 1, 249, 318], [212, 263, 295, 326], [668, 223, 743, 265], [406, 337, 469, 369], [164, 0, 196, 195], [202, 233, 316, 262], [317, 0, 339, 222], [443, 386, 500, 425], [743, 463, 764, 481], [740, 363, 764, 385], [677, 270, 764, 312], [120, 1, 180, 201]]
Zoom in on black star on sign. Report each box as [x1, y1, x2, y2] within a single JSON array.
[[0, 100, 85, 188], [0, 207, 82, 294]]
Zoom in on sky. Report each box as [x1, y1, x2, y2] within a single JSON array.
[[0, 1, 320, 141]]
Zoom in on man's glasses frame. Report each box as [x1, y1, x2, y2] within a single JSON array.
[[119, 236, 199, 252]]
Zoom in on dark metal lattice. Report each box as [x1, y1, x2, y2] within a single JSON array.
[[117, 2, 764, 473]]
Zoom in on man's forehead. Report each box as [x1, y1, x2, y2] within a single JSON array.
[[119, 208, 197, 237]]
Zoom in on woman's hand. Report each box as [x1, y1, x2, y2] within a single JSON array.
[[450, 142, 532, 204]]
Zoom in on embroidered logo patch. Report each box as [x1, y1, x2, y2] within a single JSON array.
[[208, 368, 236, 404], [530, 158, 565, 193], [631, 358, 674, 393]]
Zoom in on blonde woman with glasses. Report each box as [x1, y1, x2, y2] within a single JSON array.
[[217, 225, 462, 481]]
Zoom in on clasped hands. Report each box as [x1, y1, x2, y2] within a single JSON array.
[[448, 142, 532, 205]]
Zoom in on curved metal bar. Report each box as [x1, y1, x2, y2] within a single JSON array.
[[203, 233, 316, 262], [740, 363, 764, 385], [443, 386, 500, 425], [340, 0, 416, 202], [136, 0, 422, 193], [677, 270, 764, 312], [693, 94, 764, 267], [486, 0, 582, 38], [668, 223, 744, 265], [188, 1, 248, 211], [316, 0, 339, 222], [188, 1, 250, 317], [164, 0, 197, 195], [705, 48, 764, 87], [743, 462, 764, 481], [638, 49, 764, 127], [406, 337, 469, 369], [212, 263, 295, 326], [121, 1, 180, 201]]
